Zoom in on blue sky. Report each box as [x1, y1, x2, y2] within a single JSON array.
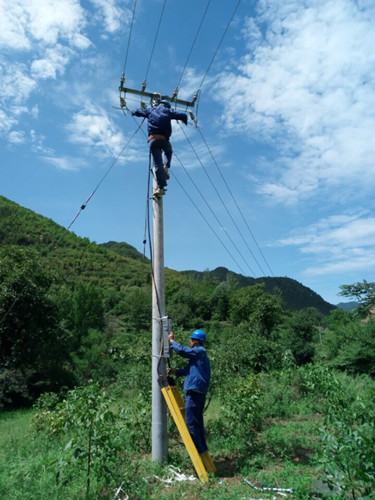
[[1, 0, 374, 306]]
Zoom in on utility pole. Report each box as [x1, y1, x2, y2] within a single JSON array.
[[118, 76, 199, 462], [151, 178, 168, 462]]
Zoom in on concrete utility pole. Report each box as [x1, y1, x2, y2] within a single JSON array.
[[151, 178, 168, 462], [118, 77, 199, 462]]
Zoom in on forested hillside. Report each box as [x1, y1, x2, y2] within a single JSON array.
[[0, 195, 335, 315], [183, 268, 335, 315]]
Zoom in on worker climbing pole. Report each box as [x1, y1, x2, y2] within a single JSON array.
[[118, 72, 199, 465]]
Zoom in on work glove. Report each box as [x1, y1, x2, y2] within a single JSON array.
[[130, 110, 135, 116]]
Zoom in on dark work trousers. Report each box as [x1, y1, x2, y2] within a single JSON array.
[[185, 390, 208, 454], [149, 138, 172, 189]]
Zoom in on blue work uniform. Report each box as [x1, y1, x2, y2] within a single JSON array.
[[131, 104, 187, 189], [170, 340, 211, 453]]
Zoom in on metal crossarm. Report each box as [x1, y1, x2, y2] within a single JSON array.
[[119, 74, 200, 111]]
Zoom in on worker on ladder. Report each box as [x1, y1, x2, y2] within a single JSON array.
[[167, 329, 211, 459], [131, 100, 188, 198]]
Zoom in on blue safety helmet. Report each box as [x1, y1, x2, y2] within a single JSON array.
[[190, 329, 207, 342], [160, 100, 171, 108]]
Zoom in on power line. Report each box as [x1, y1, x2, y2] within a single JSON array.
[[197, 127, 274, 277], [175, 0, 212, 91], [179, 122, 258, 276], [144, 0, 167, 84], [171, 161, 246, 275], [198, 0, 241, 90], [1, 121, 145, 327], [66, 120, 145, 232], [174, 151, 250, 275], [122, 0, 138, 75]]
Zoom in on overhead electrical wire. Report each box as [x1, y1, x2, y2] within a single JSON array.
[[66, 120, 145, 232], [171, 161, 246, 275], [144, 0, 167, 84], [198, 0, 241, 91], [122, 0, 138, 75], [173, 151, 248, 276], [175, 0, 212, 91], [197, 127, 274, 276], [1, 120, 148, 328], [179, 122, 259, 277]]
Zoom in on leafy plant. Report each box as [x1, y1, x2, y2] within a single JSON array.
[[33, 383, 124, 497], [217, 373, 263, 451], [300, 365, 375, 498]]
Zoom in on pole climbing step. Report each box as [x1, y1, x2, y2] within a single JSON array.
[[159, 376, 216, 483]]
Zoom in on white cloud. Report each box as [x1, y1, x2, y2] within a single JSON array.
[[0, 109, 17, 135], [8, 130, 26, 144], [0, 0, 92, 143], [214, 0, 375, 204], [277, 212, 375, 275], [31, 45, 71, 79], [0, 0, 132, 148], [89, 0, 127, 35], [0, 62, 37, 103], [0, 0, 87, 50], [41, 155, 86, 171], [66, 105, 127, 158]]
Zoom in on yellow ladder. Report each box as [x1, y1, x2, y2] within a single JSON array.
[[159, 376, 216, 483]]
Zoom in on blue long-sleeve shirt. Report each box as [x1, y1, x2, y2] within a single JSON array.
[[170, 341, 211, 395], [132, 104, 187, 138]]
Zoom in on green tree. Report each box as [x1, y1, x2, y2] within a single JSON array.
[[302, 366, 375, 498], [320, 316, 375, 376], [167, 286, 196, 328], [229, 284, 283, 334], [0, 247, 71, 407], [211, 281, 232, 321], [283, 308, 322, 365], [122, 286, 151, 331], [58, 282, 105, 351], [339, 280, 375, 318]]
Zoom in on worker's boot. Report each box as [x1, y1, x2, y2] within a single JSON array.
[[153, 187, 166, 199]]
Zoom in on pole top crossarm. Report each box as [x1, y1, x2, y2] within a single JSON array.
[[119, 75, 199, 109]]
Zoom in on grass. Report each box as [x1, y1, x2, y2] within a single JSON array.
[[4, 365, 373, 499], [0, 407, 318, 499]]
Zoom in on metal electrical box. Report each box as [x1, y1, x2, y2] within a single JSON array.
[[162, 316, 173, 358]]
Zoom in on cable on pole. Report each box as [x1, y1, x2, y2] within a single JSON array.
[[197, 127, 274, 277], [143, 144, 165, 375]]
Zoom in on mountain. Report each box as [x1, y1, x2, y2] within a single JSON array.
[[336, 302, 358, 311], [0, 196, 335, 315], [182, 267, 336, 315], [100, 241, 148, 262], [0, 195, 151, 291]]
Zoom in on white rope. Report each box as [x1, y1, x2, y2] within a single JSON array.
[[154, 465, 196, 484], [243, 477, 293, 494], [112, 483, 129, 500]]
